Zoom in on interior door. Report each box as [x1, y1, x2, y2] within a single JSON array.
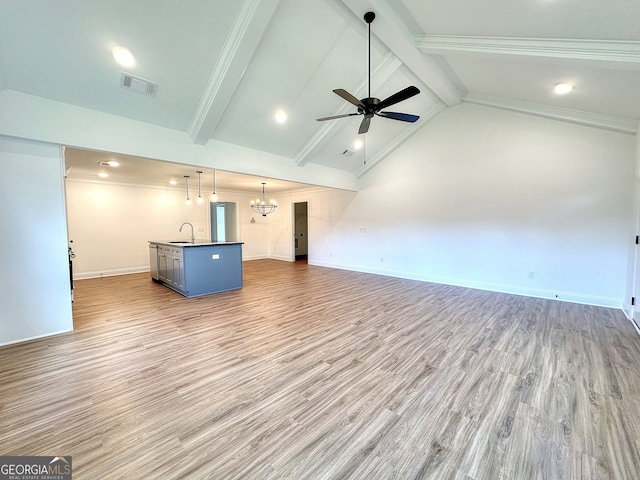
[[294, 202, 308, 259]]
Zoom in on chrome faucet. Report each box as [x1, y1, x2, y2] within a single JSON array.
[[179, 222, 195, 243]]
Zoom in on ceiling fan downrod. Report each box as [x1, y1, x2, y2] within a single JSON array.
[[315, 10, 420, 134], [364, 11, 375, 99]]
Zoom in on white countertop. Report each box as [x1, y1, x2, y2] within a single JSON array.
[[149, 240, 244, 247]]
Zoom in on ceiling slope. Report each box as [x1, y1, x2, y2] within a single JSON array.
[[1, 0, 638, 190]]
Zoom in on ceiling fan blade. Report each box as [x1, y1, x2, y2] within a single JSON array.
[[376, 111, 420, 123], [377, 86, 420, 111], [358, 115, 372, 134], [316, 112, 361, 122], [333, 89, 365, 108]]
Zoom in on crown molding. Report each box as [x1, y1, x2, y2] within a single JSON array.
[[463, 92, 638, 134], [413, 35, 640, 64], [338, 0, 460, 106], [354, 101, 446, 178]]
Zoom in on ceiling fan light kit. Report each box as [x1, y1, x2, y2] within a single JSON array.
[[316, 11, 421, 134]]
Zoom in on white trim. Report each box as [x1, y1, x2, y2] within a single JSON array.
[[242, 254, 270, 261], [187, 0, 280, 144], [0, 328, 73, 347], [242, 256, 290, 262], [310, 259, 622, 309], [624, 305, 640, 335], [339, 0, 460, 106], [269, 254, 293, 262], [463, 92, 638, 135], [413, 35, 640, 64], [632, 318, 640, 336], [74, 266, 149, 280]]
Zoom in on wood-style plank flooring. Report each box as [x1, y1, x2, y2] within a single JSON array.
[[1, 259, 640, 479]]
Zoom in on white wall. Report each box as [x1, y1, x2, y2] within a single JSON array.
[[2, 101, 635, 348], [288, 104, 635, 307], [65, 103, 636, 308], [65, 179, 275, 278], [0, 90, 357, 192], [0, 136, 72, 345]]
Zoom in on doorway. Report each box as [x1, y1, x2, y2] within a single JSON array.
[[293, 202, 308, 261], [210, 202, 237, 242]]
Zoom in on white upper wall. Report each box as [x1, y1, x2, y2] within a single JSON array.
[[301, 103, 636, 307], [67, 102, 638, 308], [1, 98, 637, 346], [0, 89, 358, 192]]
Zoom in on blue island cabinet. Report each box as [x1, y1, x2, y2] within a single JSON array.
[[149, 241, 243, 297]]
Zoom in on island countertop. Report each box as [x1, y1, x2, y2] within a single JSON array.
[[149, 240, 244, 247], [149, 241, 243, 297]]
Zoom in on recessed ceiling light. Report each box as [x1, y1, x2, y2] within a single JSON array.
[[99, 160, 120, 167], [353, 139, 363, 150], [554, 82, 574, 95], [169, 180, 178, 185], [112, 47, 135, 67], [274, 110, 287, 124], [98, 172, 109, 178]]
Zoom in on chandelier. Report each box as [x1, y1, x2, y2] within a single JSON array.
[[250, 182, 277, 216]]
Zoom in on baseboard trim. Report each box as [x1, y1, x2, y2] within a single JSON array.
[[310, 260, 622, 309], [74, 266, 149, 280], [0, 328, 73, 347], [75, 256, 294, 279]]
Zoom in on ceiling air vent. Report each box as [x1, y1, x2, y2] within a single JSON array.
[[342, 149, 355, 156], [120, 72, 158, 97]]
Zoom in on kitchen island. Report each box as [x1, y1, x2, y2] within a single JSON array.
[[149, 241, 243, 297]]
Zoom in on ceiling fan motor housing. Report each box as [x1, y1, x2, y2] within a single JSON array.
[[315, 10, 420, 134], [358, 97, 380, 115]]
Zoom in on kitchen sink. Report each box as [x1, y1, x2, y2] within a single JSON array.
[[168, 240, 193, 244]]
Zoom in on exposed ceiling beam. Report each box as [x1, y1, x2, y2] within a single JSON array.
[[295, 53, 402, 166], [338, 0, 460, 107], [187, 0, 280, 145], [414, 36, 640, 65], [463, 92, 638, 135]]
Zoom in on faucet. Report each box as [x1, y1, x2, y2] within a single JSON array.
[[179, 222, 195, 243]]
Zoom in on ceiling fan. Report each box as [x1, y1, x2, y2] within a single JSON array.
[[316, 11, 420, 135]]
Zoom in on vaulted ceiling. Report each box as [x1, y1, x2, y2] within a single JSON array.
[[1, 0, 638, 188]]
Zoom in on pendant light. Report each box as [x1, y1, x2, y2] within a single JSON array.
[[210, 169, 219, 202], [184, 175, 192, 206], [250, 182, 277, 216], [196, 170, 204, 205]]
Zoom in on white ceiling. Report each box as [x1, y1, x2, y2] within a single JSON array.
[[63, 148, 314, 195], [2, 0, 639, 191]]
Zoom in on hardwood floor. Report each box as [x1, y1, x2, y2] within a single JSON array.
[[1, 259, 640, 479]]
